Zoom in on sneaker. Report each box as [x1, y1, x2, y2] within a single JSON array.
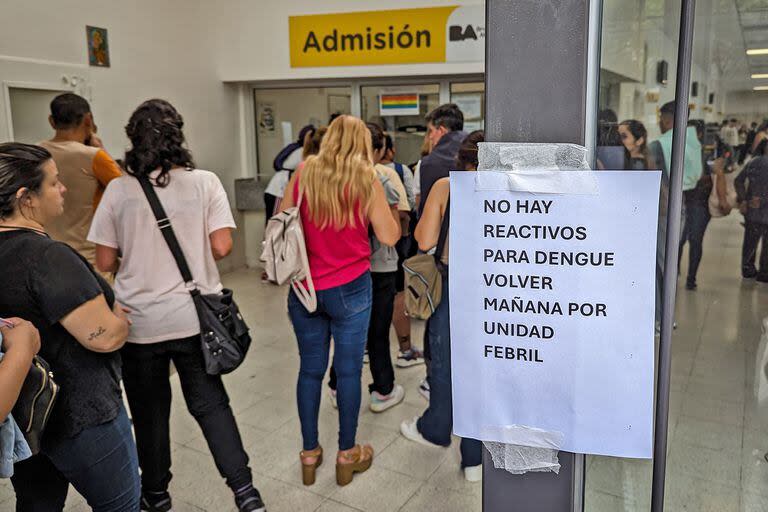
[[396, 348, 425, 368], [234, 485, 266, 512], [363, 350, 369, 364], [464, 464, 483, 482], [400, 416, 440, 448], [370, 384, 405, 413], [141, 491, 173, 512], [418, 378, 430, 401], [328, 388, 338, 409], [685, 279, 697, 291]]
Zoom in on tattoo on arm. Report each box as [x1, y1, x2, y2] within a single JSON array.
[[87, 326, 106, 342]]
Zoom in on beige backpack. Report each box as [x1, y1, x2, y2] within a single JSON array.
[[402, 200, 449, 320], [261, 192, 317, 312]]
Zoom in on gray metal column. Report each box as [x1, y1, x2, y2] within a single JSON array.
[[651, 1, 697, 510], [483, 1, 590, 510]]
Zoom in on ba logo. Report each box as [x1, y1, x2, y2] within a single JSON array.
[[449, 25, 478, 42]]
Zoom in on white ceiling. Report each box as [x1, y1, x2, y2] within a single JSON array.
[[713, 0, 768, 91], [737, 0, 768, 81]]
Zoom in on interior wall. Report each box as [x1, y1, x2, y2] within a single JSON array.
[[0, 0, 247, 270], [254, 86, 351, 174], [0, 1, 245, 191], [724, 91, 768, 125], [600, 0, 646, 83]]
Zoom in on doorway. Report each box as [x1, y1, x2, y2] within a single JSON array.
[[6, 86, 67, 144]]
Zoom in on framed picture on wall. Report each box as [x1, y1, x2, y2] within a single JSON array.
[[86, 26, 110, 67], [257, 102, 277, 136]]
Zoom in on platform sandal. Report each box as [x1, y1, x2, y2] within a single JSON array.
[[336, 444, 373, 486], [300, 445, 323, 485]]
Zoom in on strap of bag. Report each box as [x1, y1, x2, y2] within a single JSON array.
[[137, 177, 198, 293], [435, 198, 450, 263], [289, 181, 318, 311], [394, 162, 405, 182]]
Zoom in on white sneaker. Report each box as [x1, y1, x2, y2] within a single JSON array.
[[370, 384, 405, 413], [464, 464, 482, 482], [400, 416, 441, 448], [328, 388, 337, 409], [418, 378, 430, 401]]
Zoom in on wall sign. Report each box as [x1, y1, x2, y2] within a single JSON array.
[[450, 170, 660, 458], [289, 6, 484, 68], [257, 102, 277, 136]]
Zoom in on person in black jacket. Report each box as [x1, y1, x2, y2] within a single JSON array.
[[418, 104, 467, 215], [736, 147, 768, 281]]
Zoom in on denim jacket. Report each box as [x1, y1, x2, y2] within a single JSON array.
[[0, 347, 32, 477]]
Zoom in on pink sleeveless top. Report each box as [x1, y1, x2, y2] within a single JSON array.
[[294, 177, 370, 290]]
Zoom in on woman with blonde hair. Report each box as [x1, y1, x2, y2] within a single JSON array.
[[281, 115, 400, 487]]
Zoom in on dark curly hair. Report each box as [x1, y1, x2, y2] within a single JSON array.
[[0, 143, 52, 219], [124, 99, 194, 187]]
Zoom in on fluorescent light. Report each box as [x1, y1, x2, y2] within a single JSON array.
[[747, 48, 768, 56], [753, 73, 768, 79], [754, 86, 768, 91]]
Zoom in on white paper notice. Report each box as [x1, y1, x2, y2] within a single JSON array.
[[450, 170, 660, 459]]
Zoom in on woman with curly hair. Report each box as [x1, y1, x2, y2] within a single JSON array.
[[87, 99, 266, 512]]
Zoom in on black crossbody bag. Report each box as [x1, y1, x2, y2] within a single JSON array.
[[138, 177, 251, 375]]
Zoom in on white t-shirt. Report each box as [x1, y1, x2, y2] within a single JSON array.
[[414, 160, 422, 196], [264, 170, 291, 198], [87, 168, 236, 343]]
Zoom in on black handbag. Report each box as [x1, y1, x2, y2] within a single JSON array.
[[138, 177, 251, 375], [12, 355, 59, 455]]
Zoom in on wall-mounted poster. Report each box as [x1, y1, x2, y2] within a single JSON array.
[[258, 102, 277, 136], [86, 26, 110, 67], [452, 94, 482, 120]]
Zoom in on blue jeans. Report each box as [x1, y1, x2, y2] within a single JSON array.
[[11, 405, 140, 511], [417, 272, 482, 468], [288, 271, 372, 451]]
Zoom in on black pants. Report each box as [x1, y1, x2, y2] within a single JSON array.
[[264, 193, 277, 227], [329, 272, 397, 395], [678, 199, 711, 285], [121, 336, 252, 494], [742, 221, 768, 278]]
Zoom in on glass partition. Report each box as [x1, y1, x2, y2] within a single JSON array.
[[586, 0, 681, 509], [450, 82, 485, 133], [253, 86, 351, 176], [361, 83, 439, 166], [589, 0, 768, 510]]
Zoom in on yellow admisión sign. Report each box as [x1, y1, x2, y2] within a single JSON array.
[[289, 7, 460, 68]]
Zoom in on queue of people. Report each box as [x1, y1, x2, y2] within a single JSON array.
[[7, 88, 762, 511], [601, 104, 768, 302], [0, 94, 486, 511], [0, 94, 266, 511]]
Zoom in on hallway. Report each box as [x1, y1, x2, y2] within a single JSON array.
[[2, 212, 767, 511]]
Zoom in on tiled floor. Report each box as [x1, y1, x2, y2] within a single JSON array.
[[2, 213, 767, 511]]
